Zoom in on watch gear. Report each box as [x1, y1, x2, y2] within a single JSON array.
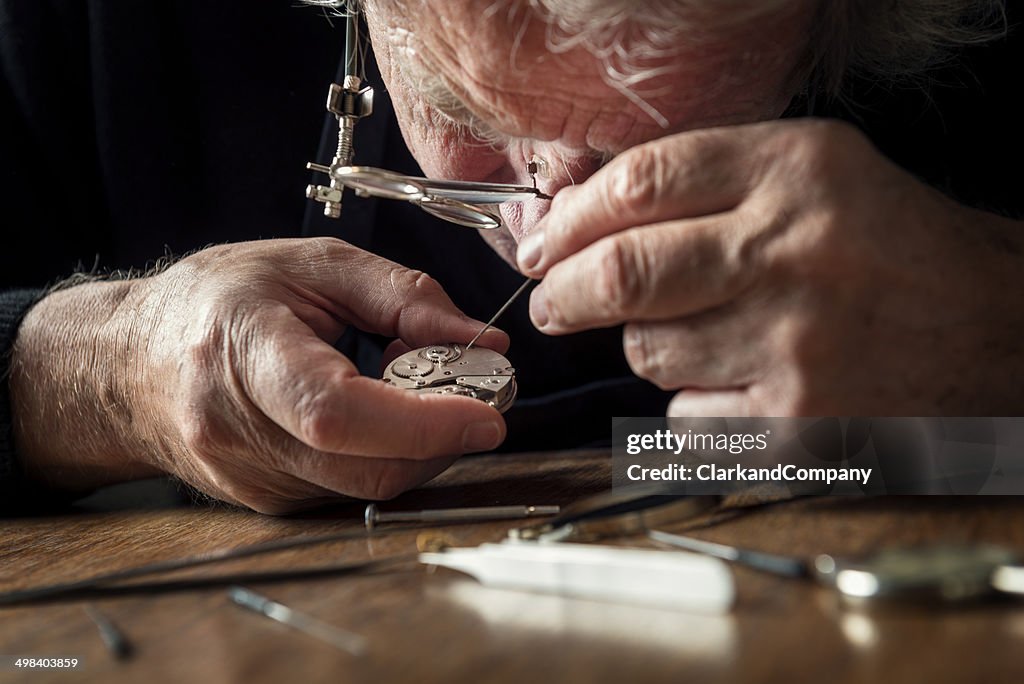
[[382, 343, 517, 413]]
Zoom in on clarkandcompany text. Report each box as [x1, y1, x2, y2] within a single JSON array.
[[626, 463, 873, 487]]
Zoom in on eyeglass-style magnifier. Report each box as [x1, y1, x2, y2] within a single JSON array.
[[304, 8, 551, 229], [307, 163, 552, 230]]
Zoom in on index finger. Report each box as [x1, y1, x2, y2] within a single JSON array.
[[243, 317, 507, 460], [517, 125, 762, 277], [284, 238, 510, 353]]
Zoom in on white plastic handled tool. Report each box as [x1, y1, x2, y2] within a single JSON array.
[[420, 541, 735, 613]]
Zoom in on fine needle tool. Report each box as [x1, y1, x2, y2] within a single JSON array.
[[466, 278, 536, 349], [364, 503, 559, 531], [648, 530, 807, 578], [228, 586, 367, 656]]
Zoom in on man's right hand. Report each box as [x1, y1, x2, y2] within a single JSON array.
[[9, 238, 509, 514]]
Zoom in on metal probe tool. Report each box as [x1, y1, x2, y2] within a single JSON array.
[[648, 529, 807, 577], [228, 587, 367, 655], [364, 503, 559, 531], [466, 278, 535, 349]]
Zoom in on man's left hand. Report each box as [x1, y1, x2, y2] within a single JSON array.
[[517, 119, 1024, 415]]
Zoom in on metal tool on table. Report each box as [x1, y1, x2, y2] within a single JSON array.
[[364, 503, 559, 530], [304, 7, 551, 228], [509, 484, 722, 542], [411, 487, 726, 610], [0, 496, 563, 605], [228, 587, 367, 655], [0, 528, 416, 607], [649, 530, 1024, 604]]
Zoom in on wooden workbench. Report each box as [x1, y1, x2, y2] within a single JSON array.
[[1, 449, 1022, 683]]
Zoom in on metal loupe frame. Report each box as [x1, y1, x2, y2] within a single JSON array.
[[308, 163, 551, 230]]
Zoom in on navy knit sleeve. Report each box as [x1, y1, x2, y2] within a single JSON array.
[[0, 289, 46, 511]]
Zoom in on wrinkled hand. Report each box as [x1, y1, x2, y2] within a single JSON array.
[[12, 238, 508, 513], [517, 119, 1024, 415]]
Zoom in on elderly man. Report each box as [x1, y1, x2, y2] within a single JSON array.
[[0, 0, 1017, 513]]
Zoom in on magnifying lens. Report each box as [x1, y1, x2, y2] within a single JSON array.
[[320, 164, 550, 230], [415, 196, 504, 230], [303, 7, 553, 228], [331, 165, 427, 200]]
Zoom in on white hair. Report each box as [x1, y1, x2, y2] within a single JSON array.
[[521, 0, 1007, 117], [304, 0, 1008, 109]]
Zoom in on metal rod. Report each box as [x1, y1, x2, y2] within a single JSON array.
[[365, 503, 559, 530], [466, 278, 535, 350], [344, 11, 359, 80], [649, 530, 808, 578], [228, 587, 367, 656], [0, 527, 408, 607]]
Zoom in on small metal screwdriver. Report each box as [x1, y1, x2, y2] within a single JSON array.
[[364, 503, 560, 531]]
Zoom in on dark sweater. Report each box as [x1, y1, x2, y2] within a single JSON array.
[[2, 1, 1022, 507]]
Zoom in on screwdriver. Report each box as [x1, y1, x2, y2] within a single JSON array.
[[364, 503, 560, 530]]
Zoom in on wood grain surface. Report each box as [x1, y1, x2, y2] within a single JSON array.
[[1, 449, 1022, 684]]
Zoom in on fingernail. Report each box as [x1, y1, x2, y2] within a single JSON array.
[[477, 326, 507, 343], [462, 422, 502, 452], [529, 287, 550, 330], [517, 230, 544, 272]]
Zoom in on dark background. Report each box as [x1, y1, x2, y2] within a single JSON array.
[[818, 2, 1023, 219]]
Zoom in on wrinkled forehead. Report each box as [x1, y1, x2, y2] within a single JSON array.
[[366, 0, 805, 69], [369, 1, 611, 92], [365, 0, 811, 149]]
